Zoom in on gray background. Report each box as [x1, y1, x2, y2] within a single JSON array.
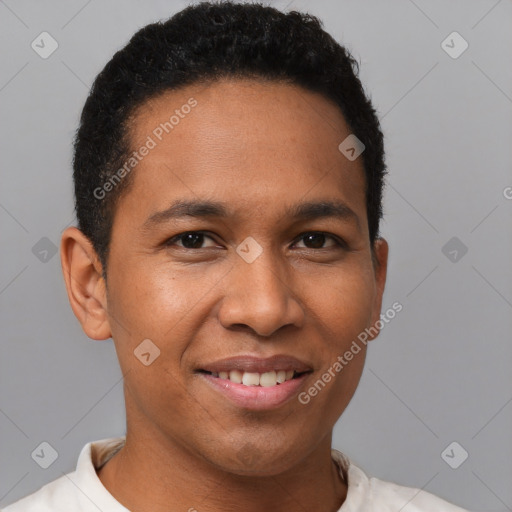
[[1, 0, 511, 510]]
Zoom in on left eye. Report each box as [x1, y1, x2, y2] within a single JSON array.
[[293, 232, 345, 250], [165, 232, 218, 249]]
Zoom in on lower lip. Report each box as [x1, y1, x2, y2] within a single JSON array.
[[199, 373, 308, 410]]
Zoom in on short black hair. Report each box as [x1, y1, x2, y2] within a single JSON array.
[[73, 0, 386, 272]]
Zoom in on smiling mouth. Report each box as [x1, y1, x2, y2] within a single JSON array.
[[198, 369, 310, 387]]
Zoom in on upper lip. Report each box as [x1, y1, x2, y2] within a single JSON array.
[[198, 354, 313, 374]]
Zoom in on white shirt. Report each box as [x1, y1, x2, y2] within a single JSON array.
[[2, 437, 469, 511]]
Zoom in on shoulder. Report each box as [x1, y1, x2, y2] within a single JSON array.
[[2, 472, 81, 512], [331, 449, 470, 512], [367, 474, 470, 511], [2, 437, 126, 512]]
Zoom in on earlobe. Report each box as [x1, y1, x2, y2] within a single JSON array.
[[60, 227, 112, 340]]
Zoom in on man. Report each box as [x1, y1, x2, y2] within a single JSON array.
[[3, 2, 469, 510]]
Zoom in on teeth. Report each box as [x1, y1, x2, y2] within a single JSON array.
[[242, 372, 260, 386], [260, 371, 277, 387], [276, 370, 286, 383], [213, 369, 297, 386], [229, 370, 243, 384]]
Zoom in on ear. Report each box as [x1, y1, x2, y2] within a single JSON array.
[[60, 227, 111, 340], [367, 237, 389, 341]]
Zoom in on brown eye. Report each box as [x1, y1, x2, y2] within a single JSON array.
[[294, 232, 345, 250], [165, 232, 218, 249]]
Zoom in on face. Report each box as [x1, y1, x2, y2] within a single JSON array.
[[75, 78, 387, 476]]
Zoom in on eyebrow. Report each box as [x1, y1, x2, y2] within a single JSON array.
[[143, 199, 361, 231]]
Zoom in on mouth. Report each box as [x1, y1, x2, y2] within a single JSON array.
[[196, 355, 313, 410]]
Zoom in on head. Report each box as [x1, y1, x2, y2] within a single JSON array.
[[61, 1, 388, 475]]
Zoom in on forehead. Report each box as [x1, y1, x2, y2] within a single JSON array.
[[132, 77, 354, 155], [118, 78, 367, 230]]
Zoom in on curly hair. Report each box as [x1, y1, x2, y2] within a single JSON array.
[[73, 0, 386, 271]]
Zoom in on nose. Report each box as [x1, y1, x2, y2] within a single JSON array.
[[217, 249, 305, 338]]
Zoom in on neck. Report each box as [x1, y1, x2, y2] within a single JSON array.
[[96, 427, 347, 512]]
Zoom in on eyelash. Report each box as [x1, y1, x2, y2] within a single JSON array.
[[164, 231, 347, 250]]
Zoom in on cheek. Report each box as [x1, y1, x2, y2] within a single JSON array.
[[306, 262, 376, 340], [106, 258, 228, 370], [298, 262, 374, 407], [299, 277, 370, 422], [105, 263, 200, 416], [108, 259, 202, 332]]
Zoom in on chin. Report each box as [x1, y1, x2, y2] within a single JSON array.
[[203, 439, 306, 477]]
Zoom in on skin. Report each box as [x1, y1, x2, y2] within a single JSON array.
[[61, 78, 388, 512]]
